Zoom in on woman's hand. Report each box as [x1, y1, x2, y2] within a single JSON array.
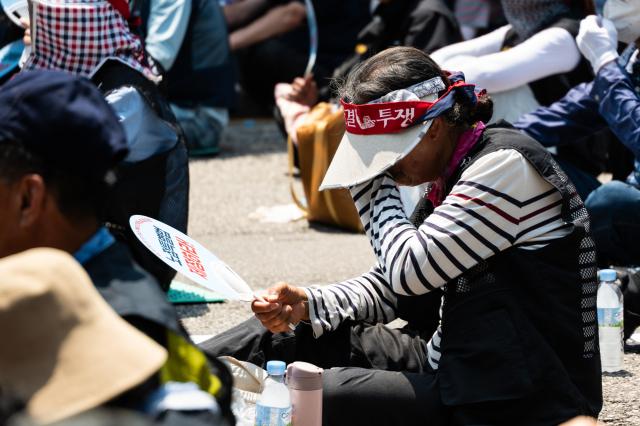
[[286, 75, 318, 107], [251, 282, 309, 333]]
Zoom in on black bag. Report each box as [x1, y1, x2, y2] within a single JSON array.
[[92, 60, 190, 291]]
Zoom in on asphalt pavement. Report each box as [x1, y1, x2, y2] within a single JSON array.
[[177, 119, 639, 425]]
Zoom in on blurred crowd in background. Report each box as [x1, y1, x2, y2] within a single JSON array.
[[0, 0, 638, 425]]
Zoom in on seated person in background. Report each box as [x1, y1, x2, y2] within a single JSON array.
[[0, 71, 233, 423], [453, 0, 506, 40], [236, 0, 372, 110], [0, 248, 226, 426], [514, 0, 640, 337], [276, 0, 463, 212], [223, 0, 307, 52], [330, 0, 463, 82], [140, 0, 236, 157], [20, 0, 189, 289], [277, 0, 463, 145], [202, 47, 602, 425], [431, 0, 592, 123], [433, 0, 610, 184]]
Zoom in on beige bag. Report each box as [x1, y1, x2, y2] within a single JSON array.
[[218, 356, 267, 403], [289, 103, 363, 233]]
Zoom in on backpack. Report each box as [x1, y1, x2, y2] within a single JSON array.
[[92, 59, 190, 291]]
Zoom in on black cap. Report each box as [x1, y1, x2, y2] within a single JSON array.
[[0, 70, 128, 182]]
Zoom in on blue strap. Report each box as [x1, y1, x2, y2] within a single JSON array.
[[73, 227, 116, 265]]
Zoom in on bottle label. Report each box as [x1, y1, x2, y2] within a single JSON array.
[[255, 404, 292, 426], [599, 327, 624, 371], [597, 307, 623, 328]]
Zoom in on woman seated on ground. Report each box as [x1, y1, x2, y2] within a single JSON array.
[[202, 46, 602, 425]]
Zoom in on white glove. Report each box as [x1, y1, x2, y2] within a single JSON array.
[[577, 15, 620, 74]]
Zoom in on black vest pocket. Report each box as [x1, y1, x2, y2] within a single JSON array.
[[439, 307, 534, 406]]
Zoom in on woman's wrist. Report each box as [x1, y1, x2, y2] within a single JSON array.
[[301, 300, 310, 321], [297, 287, 310, 321]]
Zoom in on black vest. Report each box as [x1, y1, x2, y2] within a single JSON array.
[[406, 124, 602, 424]]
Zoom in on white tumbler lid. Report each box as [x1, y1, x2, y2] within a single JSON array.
[[287, 361, 323, 390]]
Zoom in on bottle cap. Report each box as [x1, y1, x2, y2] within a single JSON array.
[[266, 360, 286, 376], [286, 361, 323, 390], [598, 269, 617, 282]]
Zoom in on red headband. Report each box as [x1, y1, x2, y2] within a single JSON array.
[[341, 79, 475, 136]]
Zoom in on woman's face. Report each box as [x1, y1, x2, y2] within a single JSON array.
[[387, 117, 457, 186]]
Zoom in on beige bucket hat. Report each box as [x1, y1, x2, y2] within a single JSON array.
[[319, 76, 447, 190], [0, 248, 167, 425]]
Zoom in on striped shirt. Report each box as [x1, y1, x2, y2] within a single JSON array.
[[303, 149, 572, 369]]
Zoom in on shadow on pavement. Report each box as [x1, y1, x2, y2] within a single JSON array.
[[176, 303, 218, 319], [308, 222, 362, 235], [217, 118, 287, 159], [602, 370, 634, 378]]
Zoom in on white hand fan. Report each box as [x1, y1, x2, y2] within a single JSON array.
[[130, 215, 254, 301]]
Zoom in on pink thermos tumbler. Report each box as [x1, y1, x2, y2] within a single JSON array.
[[286, 361, 323, 426]]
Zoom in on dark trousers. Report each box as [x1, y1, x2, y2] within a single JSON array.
[[199, 318, 448, 426], [585, 180, 640, 267]]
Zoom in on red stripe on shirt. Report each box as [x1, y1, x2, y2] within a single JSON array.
[[449, 193, 520, 224]]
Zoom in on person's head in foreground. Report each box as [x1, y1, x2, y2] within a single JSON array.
[[0, 248, 167, 425], [321, 46, 492, 191], [0, 70, 127, 258]]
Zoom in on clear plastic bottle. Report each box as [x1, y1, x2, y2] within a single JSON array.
[[255, 361, 292, 426], [597, 269, 624, 372]]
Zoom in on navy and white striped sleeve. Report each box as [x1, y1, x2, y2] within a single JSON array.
[[303, 265, 397, 338], [351, 149, 569, 296]]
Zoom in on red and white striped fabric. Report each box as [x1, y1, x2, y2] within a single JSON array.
[[24, 0, 159, 82]]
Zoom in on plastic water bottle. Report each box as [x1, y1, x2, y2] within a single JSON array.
[[597, 269, 624, 372], [255, 361, 292, 426]]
